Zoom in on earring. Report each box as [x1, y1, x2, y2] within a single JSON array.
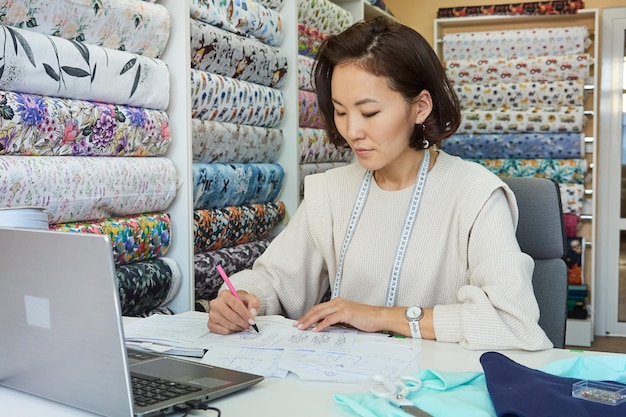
[[417, 123, 428, 148]]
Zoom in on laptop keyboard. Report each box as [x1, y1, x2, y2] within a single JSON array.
[[131, 374, 203, 407]]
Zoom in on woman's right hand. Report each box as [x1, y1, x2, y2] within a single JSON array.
[[206, 289, 260, 334]]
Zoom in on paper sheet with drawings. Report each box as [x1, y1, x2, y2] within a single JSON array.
[[124, 312, 422, 381]]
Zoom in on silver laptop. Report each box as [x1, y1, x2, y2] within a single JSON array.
[[0, 227, 263, 417]]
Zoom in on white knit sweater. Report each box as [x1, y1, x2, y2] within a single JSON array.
[[229, 150, 553, 351]]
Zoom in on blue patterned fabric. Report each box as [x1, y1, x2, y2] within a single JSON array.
[[192, 162, 284, 209], [442, 132, 584, 159]]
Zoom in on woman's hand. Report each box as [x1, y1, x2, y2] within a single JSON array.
[[294, 298, 395, 333], [294, 298, 435, 338], [206, 290, 260, 335]]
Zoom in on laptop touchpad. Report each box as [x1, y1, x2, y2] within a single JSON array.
[[131, 358, 231, 388]]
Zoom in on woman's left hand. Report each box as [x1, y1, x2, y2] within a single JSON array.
[[294, 298, 396, 333]]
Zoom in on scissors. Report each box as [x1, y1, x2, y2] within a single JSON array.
[[368, 374, 433, 417]]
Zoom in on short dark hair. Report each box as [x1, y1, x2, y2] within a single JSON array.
[[314, 17, 460, 150]]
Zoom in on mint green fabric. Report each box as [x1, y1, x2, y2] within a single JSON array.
[[334, 354, 626, 417]]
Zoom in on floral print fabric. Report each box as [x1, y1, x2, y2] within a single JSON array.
[[458, 106, 586, 134], [0, 24, 170, 110], [193, 201, 285, 253], [298, 90, 323, 129], [192, 162, 284, 210], [190, 18, 288, 88], [441, 132, 584, 159], [0, 90, 170, 156], [255, 0, 284, 11], [298, 22, 330, 59], [299, 127, 353, 163], [468, 158, 587, 184], [192, 119, 282, 164], [0, 0, 171, 58], [51, 213, 171, 266], [443, 26, 590, 61], [298, 0, 352, 35], [446, 54, 592, 85], [298, 55, 315, 92], [455, 80, 586, 110], [190, 69, 284, 128], [194, 239, 271, 300], [117, 257, 181, 316], [0, 156, 178, 223], [191, 0, 284, 47]]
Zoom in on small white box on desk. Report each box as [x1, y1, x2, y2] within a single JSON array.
[[566, 318, 594, 347]]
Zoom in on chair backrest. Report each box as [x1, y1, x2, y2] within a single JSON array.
[[501, 177, 568, 348]]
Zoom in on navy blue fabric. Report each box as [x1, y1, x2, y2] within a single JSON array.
[[480, 352, 626, 417]]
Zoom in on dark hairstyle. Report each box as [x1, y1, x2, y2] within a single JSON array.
[[313, 17, 461, 150]]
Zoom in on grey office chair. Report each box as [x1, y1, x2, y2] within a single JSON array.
[[501, 177, 568, 349]]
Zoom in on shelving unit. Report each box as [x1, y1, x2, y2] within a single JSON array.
[[434, 9, 599, 346], [333, 0, 397, 22], [160, 0, 299, 312]]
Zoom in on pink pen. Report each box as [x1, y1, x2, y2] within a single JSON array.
[[216, 265, 259, 332]]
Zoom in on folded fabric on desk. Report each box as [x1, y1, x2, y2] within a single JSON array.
[[335, 353, 626, 417], [481, 351, 626, 417]]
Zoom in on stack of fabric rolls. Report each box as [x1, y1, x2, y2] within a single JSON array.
[[188, 0, 288, 303], [297, 0, 354, 199], [440, 24, 593, 237], [0, 0, 181, 317]]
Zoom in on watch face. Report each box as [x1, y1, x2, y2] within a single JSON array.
[[406, 306, 423, 320]]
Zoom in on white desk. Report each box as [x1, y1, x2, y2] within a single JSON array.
[[0, 336, 611, 417]]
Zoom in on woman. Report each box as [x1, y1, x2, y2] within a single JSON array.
[[207, 17, 552, 351]]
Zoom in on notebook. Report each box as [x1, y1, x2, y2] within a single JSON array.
[[0, 227, 263, 417]]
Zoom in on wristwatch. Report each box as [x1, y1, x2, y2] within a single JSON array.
[[404, 305, 424, 339]]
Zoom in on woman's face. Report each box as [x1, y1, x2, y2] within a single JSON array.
[[330, 62, 422, 171]]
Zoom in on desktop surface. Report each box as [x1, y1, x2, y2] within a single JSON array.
[[0, 325, 614, 417]]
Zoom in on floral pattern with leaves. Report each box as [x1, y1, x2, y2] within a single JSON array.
[[0, 0, 171, 58], [0, 90, 170, 156], [0, 23, 169, 109]]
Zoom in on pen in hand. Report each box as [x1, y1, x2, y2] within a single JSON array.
[[216, 265, 259, 333]]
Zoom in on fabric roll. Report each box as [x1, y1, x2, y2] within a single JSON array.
[[458, 106, 586, 134], [0, 90, 170, 156], [193, 201, 285, 253], [116, 257, 181, 316], [561, 183, 584, 215], [441, 132, 584, 159], [0, 156, 178, 223], [299, 127, 353, 163], [468, 158, 587, 184], [191, 0, 283, 47], [192, 119, 282, 164], [298, 0, 352, 35], [455, 80, 586, 110], [298, 22, 331, 59], [255, 0, 285, 11], [438, 1, 585, 18], [0, 0, 171, 58], [192, 162, 284, 210], [190, 19, 288, 89], [298, 90, 323, 129], [443, 26, 591, 61], [298, 55, 316, 92], [190, 69, 284, 128], [445, 54, 594, 84], [0, 24, 169, 110], [194, 239, 272, 300], [50, 213, 171, 266], [299, 162, 350, 196], [446, 54, 592, 85]]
